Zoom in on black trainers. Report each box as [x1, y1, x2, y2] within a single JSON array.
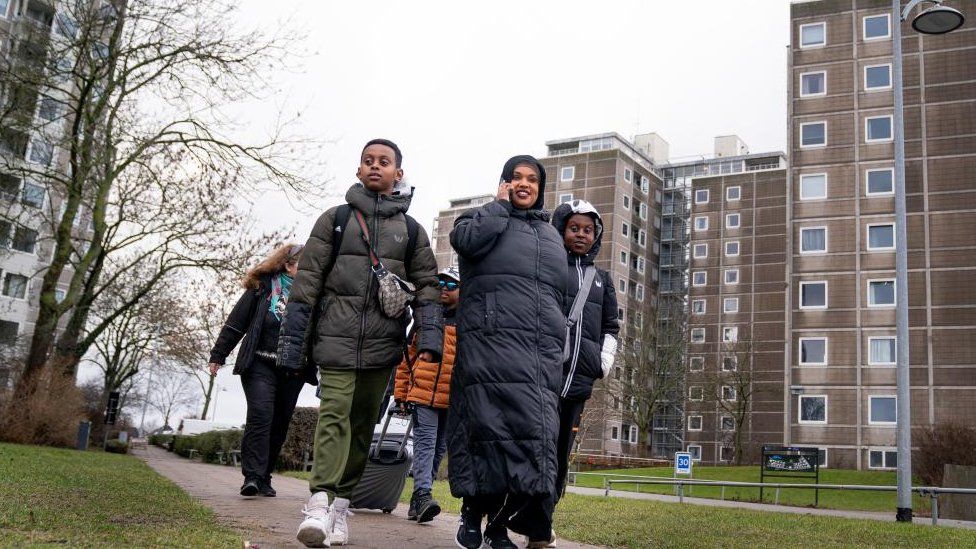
[[483, 531, 519, 549], [407, 491, 419, 520], [414, 490, 441, 523], [455, 506, 483, 549], [257, 478, 276, 497], [239, 478, 259, 497]]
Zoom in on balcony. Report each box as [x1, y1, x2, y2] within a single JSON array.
[[659, 253, 687, 268], [659, 281, 687, 295], [660, 228, 688, 243]]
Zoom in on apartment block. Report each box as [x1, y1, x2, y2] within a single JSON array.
[[788, 0, 976, 469], [430, 194, 494, 270]]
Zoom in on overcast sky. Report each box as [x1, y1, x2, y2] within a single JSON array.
[[108, 0, 792, 429]]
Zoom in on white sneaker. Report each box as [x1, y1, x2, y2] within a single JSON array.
[[329, 497, 350, 546], [297, 492, 333, 547]]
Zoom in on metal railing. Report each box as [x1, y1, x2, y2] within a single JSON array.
[[588, 475, 976, 526]]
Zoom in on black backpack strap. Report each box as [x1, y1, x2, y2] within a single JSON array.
[[330, 204, 351, 271], [403, 213, 420, 275]]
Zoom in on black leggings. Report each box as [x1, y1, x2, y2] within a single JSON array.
[[240, 357, 305, 481]]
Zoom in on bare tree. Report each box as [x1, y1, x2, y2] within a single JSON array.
[[704, 335, 758, 465], [3, 0, 320, 400], [617, 299, 687, 457], [148, 363, 199, 429]]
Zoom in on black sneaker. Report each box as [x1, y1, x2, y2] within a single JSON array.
[[483, 531, 519, 549], [407, 491, 419, 521], [415, 490, 441, 523], [455, 507, 482, 549], [257, 478, 276, 497], [239, 478, 259, 497]]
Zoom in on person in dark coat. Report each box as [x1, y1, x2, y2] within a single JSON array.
[[209, 243, 310, 498], [448, 155, 567, 549], [509, 199, 620, 546]]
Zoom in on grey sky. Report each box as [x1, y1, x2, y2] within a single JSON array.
[[118, 0, 793, 428]]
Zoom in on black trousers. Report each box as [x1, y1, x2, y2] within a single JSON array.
[[240, 357, 306, 481], [506, 397, 587, 540], [463, 493, 550, 539]]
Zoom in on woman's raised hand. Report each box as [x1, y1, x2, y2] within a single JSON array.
[[496, 182, 511, 201], [208, 362, 220, 377]]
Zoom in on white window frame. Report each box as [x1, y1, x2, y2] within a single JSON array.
[[865, 115, 894, 143], [692, 271, 707, 287], [865, 167, 895, 196], [726, 213, 741, 229], [693, 244, 708, 259], [622, 194, 631, 210], [636, 256, 645, 274], [799, 173, 828, 200], [723, 297, 739, 314], [868, 448, 898, 470], [864, 63, 893, 92], [622, 222, 629, 237], [689, 356, 704, 372], [868, 278, 896, 308], [558, 193, 573, 204], [863, 13, 891, 41], [620, 250, 628, 266], [720, 416, 735, 432], [635, 283, 644, 302], [818, 448, 829, 468], [866, 222, 896, 251], [798, 395, 828, 425], [687, 445, 702, 461], [869, 395, 898, 425], [628, 425, 638, 444], [624, 168, 632, 182], [560, 166, 575, 182], [799, 22, 827, 49], [725, 241, 740, 257], [638, 229, 647, 248], [722, 326, 738, 343], [610, 425, 619, 441], [799, 226, 828, 255], [726, 186, 741, 201], [694, 216, 709, 232], [799, 337, 828, 366], [722, 356, 737, 372], [799, 121, 827, 148], [639, 202, 648, 220], [721, 386, 737, 402], [691, 328, 705, 344], [618, 278, 627, 293], [799, 70, 827, 98], [2, 272, 30, 300], [694, 189, 710, 204], [688, 415, 703, 431], [868, 336, 897, 366], [800, 280, 828, 310], [641, 175, 650, 194], [724, 269, 739, 285], [692, 299, 706, 315]]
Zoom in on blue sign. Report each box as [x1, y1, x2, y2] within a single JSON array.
[[675, 452, 693, 475]]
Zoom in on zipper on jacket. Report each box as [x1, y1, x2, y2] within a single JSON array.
[[356, 195, 379, 369], [561, 257, 584, 398], [530, 220, 550, 489]]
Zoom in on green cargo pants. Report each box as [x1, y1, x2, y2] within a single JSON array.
[[309, 366, 394, 499]]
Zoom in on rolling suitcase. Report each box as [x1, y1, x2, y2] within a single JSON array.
[[349, 409, 413, 513]]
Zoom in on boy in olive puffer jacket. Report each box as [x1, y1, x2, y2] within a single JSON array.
[[278, 139, 443, 547]]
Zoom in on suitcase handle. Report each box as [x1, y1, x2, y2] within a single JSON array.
[[371, 406, 413, 461]]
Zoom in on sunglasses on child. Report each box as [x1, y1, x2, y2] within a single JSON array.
[[438, 280, 459, 291]]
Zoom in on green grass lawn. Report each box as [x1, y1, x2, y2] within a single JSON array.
[[569, 465, 931, 513], [278, 472, 976, 548], [0, 443, 243, 547]]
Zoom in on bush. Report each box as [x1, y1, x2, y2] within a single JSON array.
[[171, 430, 243, 463], [280, 406, 317, 470], [916, 423, 976, 486], [149, 434, 174, 449], [0, 370, 86, 448], [105, 440, 129, 454]]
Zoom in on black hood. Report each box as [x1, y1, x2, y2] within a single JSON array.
[[500, 155, 547, 210], [552, 201, 604, 264]]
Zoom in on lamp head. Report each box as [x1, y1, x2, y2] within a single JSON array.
[[912, 4, 965, 34]]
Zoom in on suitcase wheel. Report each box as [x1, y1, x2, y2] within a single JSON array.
[[383, 508, 393, 514]]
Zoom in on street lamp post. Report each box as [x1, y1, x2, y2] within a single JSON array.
[[890, 0, 964, 523]]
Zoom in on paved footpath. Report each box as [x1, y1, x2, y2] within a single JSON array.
[[137, 445, 597, 548], [567, 486, 976, 530]]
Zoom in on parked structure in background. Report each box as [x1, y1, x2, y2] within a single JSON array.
[[786, 0, 976, 470], [0, 0, 95, 389]]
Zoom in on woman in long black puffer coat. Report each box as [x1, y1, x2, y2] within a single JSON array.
[[447, 155, 567, 549]]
